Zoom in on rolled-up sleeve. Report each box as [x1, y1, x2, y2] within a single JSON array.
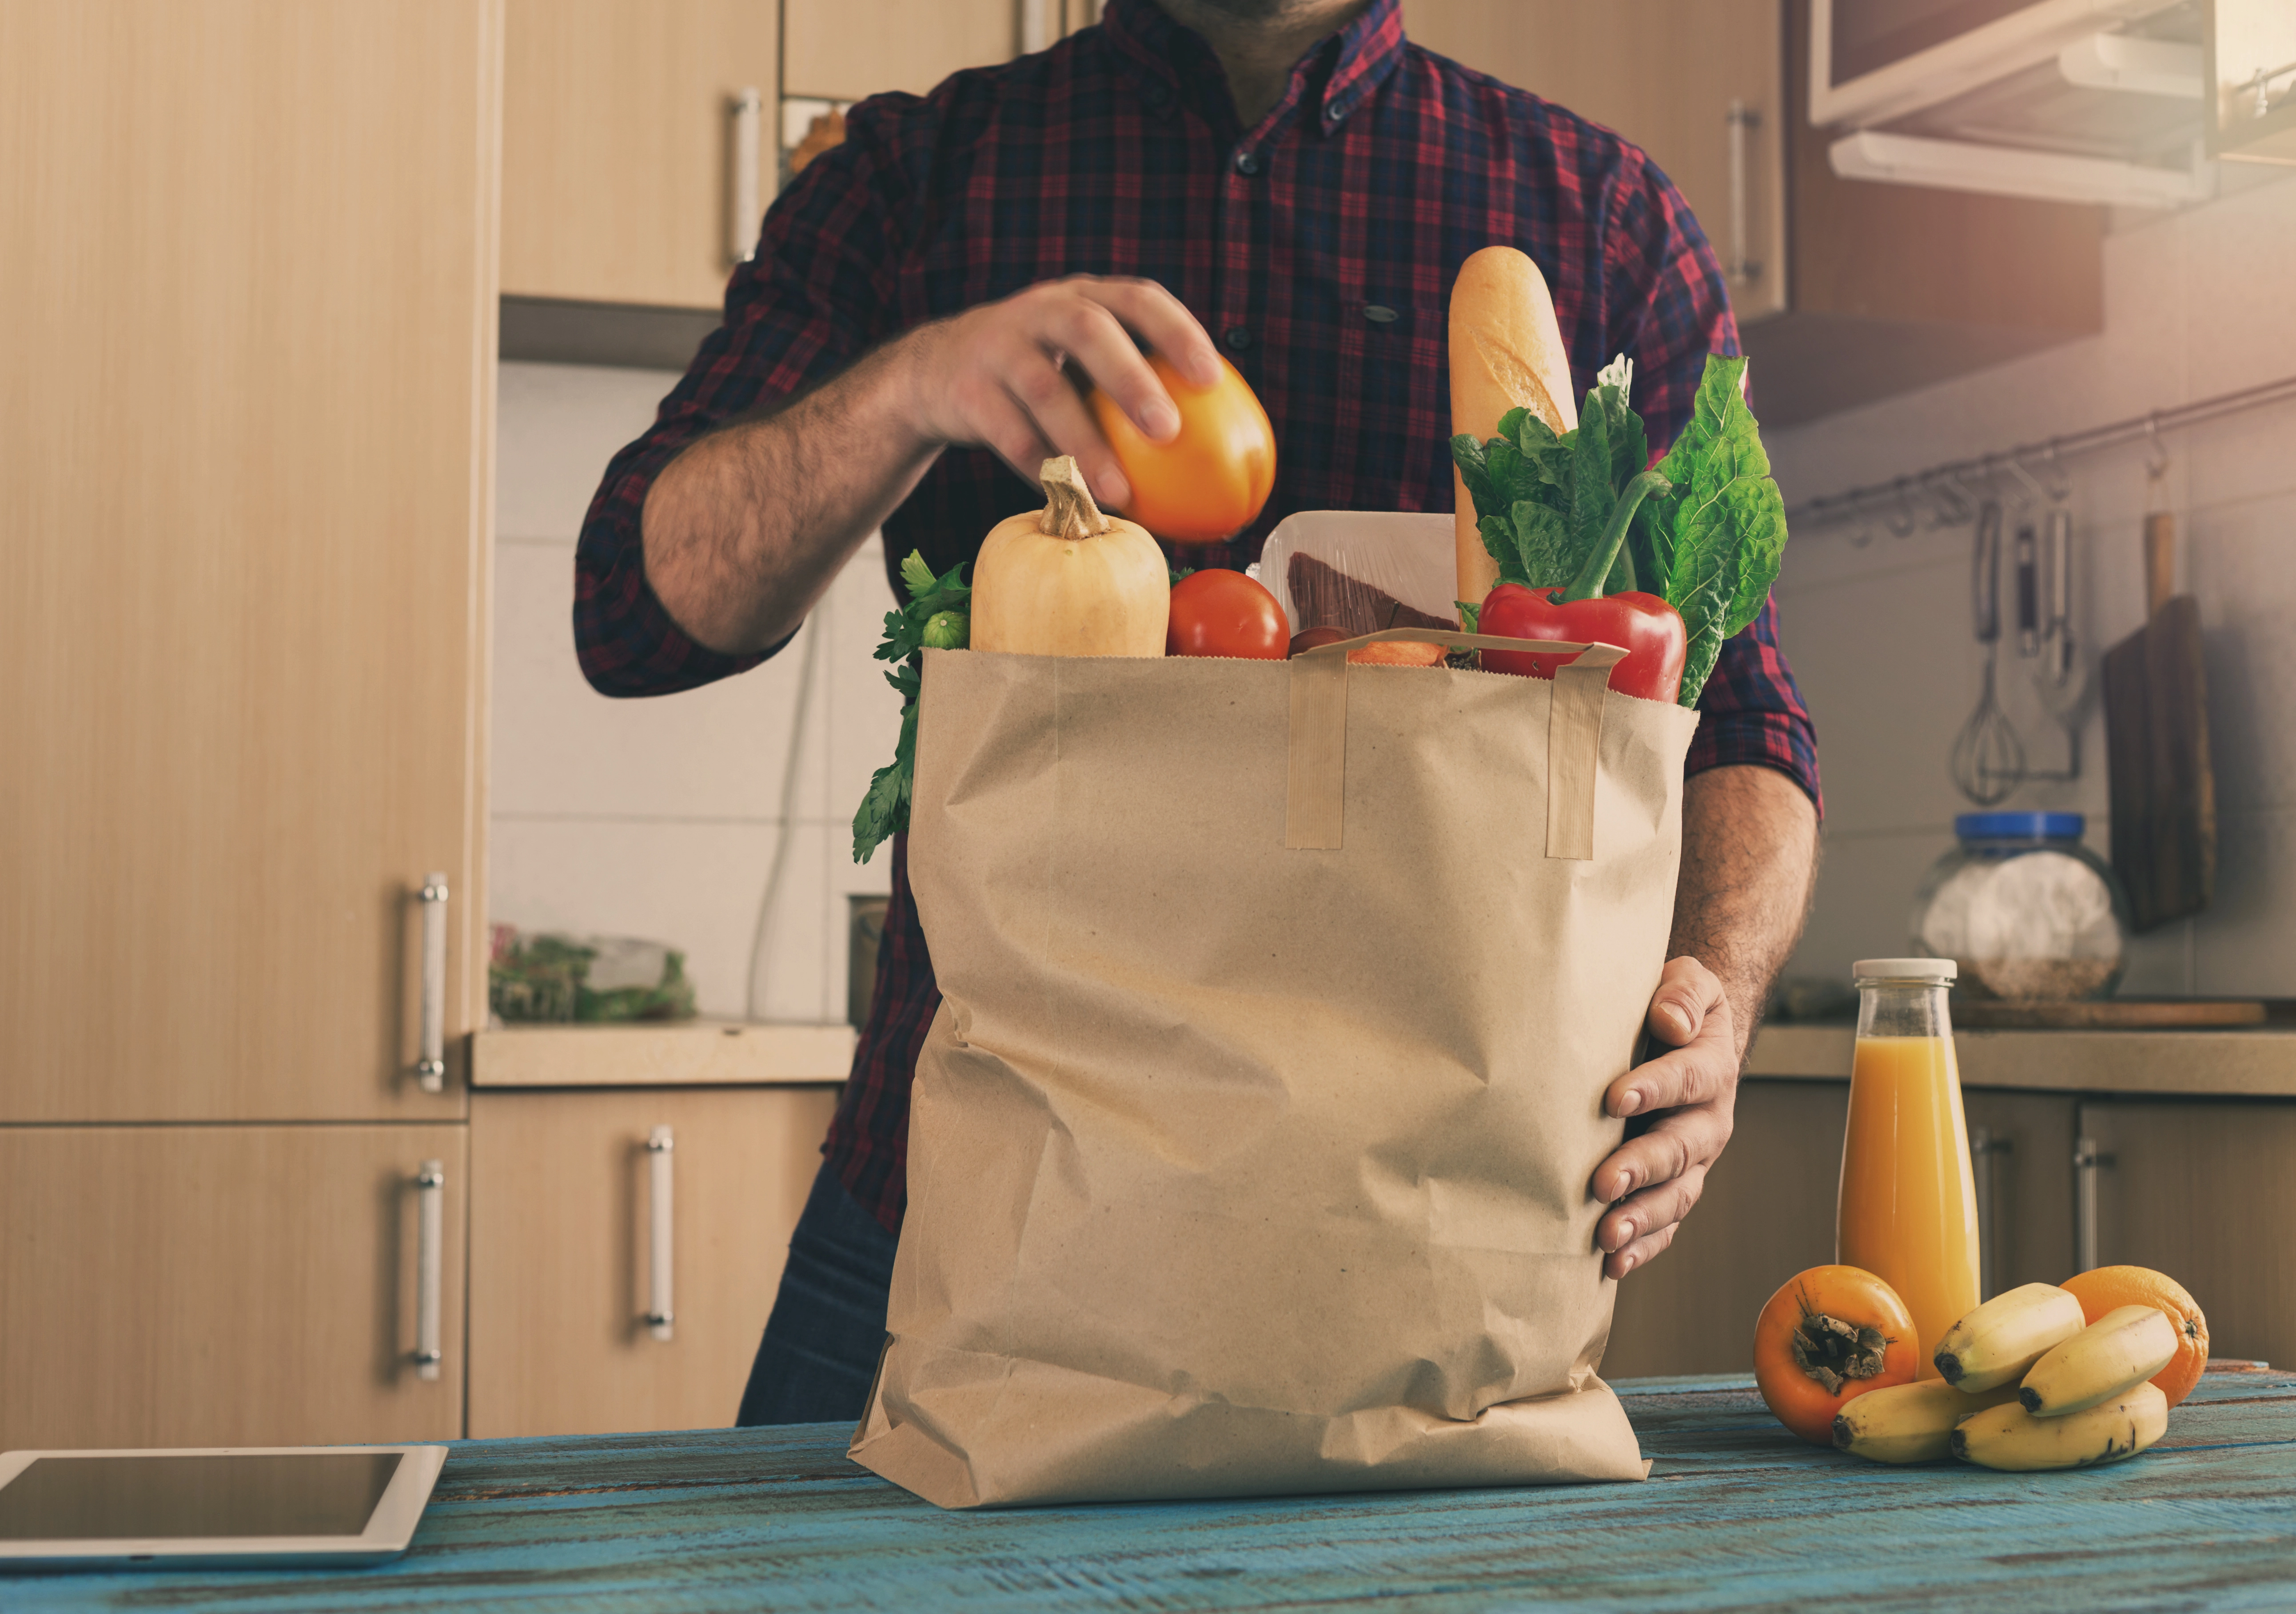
[[572, 98, 922, 697]]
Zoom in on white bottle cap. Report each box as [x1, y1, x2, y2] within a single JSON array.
[[1852, 957, 1958, 983]]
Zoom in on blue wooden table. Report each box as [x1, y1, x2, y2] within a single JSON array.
[[13, 1371, 2296, 1611]]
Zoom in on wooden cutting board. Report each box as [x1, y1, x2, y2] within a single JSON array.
[[1954, 998, 2277, 1029], [2103, 588, 2215, 931]]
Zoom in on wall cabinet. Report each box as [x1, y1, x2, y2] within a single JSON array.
[[1403, 0, 2104, 425], [0, 1126, 467, 1451], [466, 1085, 840, 1438], [782, 0, 1017, 102], [502, 0, 779, 310]]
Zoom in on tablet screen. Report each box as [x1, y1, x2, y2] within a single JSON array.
[[0, 1452, 402, 1540]]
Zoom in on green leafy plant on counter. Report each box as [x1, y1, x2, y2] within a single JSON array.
[[488, 932, 696, 1024], [1450, 352, 1787, 705], [852, 550, 971, 864]]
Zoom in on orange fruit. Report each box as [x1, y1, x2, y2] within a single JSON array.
[[2061, 1266, 2209, 1408]]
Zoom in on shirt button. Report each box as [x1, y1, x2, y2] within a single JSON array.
[[1232, 149, 1261, 177], [1224, 327, 1254, 351]]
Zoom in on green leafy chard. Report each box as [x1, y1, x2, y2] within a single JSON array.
[[851, 551, 971, 864], [1447, 351, 1788, 706]]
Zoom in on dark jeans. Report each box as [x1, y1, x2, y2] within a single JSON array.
[[735, 1163, 900, 1427]]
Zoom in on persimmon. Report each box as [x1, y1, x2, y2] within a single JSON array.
[[1754, 1265, 1921, 1446], [1090, 354, 1276, 545], [2061, 1265, 2209, 1409]]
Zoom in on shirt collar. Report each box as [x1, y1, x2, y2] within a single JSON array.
[[1099, 0, 1406, 135]]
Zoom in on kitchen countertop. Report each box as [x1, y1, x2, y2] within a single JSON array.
[[15, 1370, 2296, 1611], [467, 1021, 854, 1088], [1748, 1021, 2296, 1098]]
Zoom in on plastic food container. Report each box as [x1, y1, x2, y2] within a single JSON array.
[[1910, 812, 2130, 1000]]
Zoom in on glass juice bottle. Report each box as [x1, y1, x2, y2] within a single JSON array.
[[1837, 958, 1980, 1378]]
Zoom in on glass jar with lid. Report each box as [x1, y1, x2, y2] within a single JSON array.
[[1909, 812, 2131, 1000]]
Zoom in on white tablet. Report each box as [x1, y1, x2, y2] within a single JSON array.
[[0, 1445, 448, 1571]]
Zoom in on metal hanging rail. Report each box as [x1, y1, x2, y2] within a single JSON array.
[[1787, 371, 2296, 531]]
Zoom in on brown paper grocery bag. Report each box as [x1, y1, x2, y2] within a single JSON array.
[[849, 628, 1700, 1508]]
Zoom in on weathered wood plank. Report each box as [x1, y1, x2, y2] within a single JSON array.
[[13, 1371, 2296, 1611]]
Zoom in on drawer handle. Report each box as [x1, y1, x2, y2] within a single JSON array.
[[728, 88, 762, 266], [415, 873, 448, 1094], [645, 1127, 674, 1342], [2074, 1136, 2117, 1272], [414, 1160, 445, 1381]]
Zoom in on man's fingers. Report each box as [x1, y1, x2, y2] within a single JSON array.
[[1596, 1163, 1708, 1255], [1084, 276, 1222, 389], [1594, 1103, 1732, 1204], [1645, 955, 1726, 1046], [1604, 1219, 1679, 1280], [1000, 349, 1130, 507], [1046, 294, 1181, 444], [1606, 1036, 1736, 1122]]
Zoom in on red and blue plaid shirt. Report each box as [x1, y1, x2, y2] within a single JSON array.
[[575, 0, 1822, 1233]]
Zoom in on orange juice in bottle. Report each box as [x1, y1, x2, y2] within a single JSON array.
[[1837, 958, 1979, 1378]]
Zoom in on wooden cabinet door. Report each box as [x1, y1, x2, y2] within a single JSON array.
[[1963, 1089, 2077, 1298], [783, 0, 1017, 101], [0, 1, 495, 1124], [1403, 0, 1789, 322], [0, 1125, 468, 1450], [2081, 1101, 2296, 1372], [1604, 1078, 1847, 1379], [467, 1085, 841, 1437], [502, 0, 779, 308]]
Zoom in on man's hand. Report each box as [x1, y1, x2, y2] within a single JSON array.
[[1591, 956, 1737, 1279], [901, 275, 1224, 510], [643, 275, 1220, 656]]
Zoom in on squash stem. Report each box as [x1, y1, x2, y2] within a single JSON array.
[[1037, 455, 1110, 541]]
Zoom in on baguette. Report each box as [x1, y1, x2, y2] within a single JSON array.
[[1447, 246, 1577, 612]]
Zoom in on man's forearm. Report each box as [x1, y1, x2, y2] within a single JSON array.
[[1670, 764, 1820, 1061], [643, 337, 941, 655]]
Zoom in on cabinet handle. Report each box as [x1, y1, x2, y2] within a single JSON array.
[[2074, 1136, 2116, 1272], [414, 1160, 445, 1381], [645, 1127, 674, 1341], [415, 873, 448, 1094], [1725, 100, 1762, 284], [728, 88, 762, 266], [1970, 1128, 2013, 1300]]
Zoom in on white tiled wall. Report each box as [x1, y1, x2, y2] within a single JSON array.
[[1764, 172, 2296, 997], [489, 362, 901, 1022]]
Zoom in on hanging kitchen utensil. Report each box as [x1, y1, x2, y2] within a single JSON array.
[[2013, 518, 2040, 658], [2029, 506, 2088, 783], [1951, 500, 2024, 805], [2102, 455, 2215, 931]]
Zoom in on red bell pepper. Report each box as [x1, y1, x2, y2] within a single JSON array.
[[1479, 469, 1687, 704]]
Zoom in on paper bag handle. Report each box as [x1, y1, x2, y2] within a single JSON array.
[[1284, 628, 1628, 860]]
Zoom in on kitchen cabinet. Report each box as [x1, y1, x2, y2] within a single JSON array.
[[0, 0, 496, 1125], [1402, 0, 2104, 425], [466, 1085, 841, 1438], [782, 0, 1019, 102], [1963, 1088, 2078, 1295], [0, 1125, 467, 1451], [502, 0, 779, 310], [2081, 1100, 2296, 1371]]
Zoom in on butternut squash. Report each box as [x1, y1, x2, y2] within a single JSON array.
[[970, 457, 1169, 657]]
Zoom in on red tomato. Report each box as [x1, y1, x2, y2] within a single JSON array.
[[1167, 570, 1288, 660], [1090, 356, 1277, 545], [1477, 582, 1686, 704]]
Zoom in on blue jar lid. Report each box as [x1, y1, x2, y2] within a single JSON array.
[[1956, 810, 2084, 841]]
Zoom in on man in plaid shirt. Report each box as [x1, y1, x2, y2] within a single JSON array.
[[577, 0, 1822, 1425]]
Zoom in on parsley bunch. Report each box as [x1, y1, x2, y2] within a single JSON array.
[[851, 551, 970, 864]]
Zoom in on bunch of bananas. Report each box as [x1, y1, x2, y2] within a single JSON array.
[[1834, 1282, 2186, 1471]]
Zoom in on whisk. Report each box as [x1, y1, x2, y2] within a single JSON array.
[[1951, 501, 2025, 805]]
